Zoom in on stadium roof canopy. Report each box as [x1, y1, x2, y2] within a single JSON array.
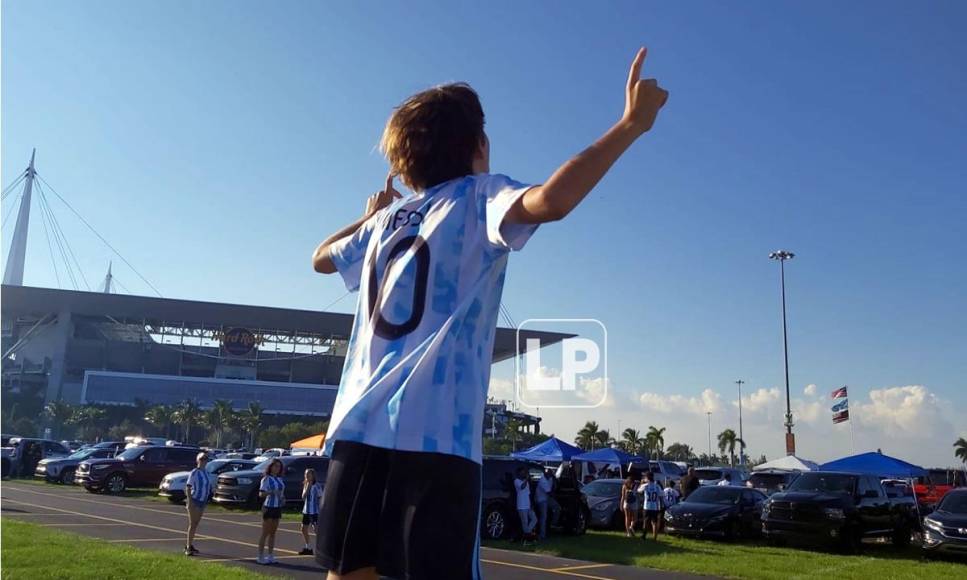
[[1, 285, 571, 363]]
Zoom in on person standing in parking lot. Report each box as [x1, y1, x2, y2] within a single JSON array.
[[680, 467, 700, 499], [257, 459, 286, 565], [638, 471, 664, 542], [514, 468, 537, 543], [535, 468, 554, 540], [184, 452, 212, 556], [300, 468, 323, 555], [620, 476, 639, 537]]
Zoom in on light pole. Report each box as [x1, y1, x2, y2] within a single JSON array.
[[769, 250, 795, 455], [735, 379, 745, 466], [706, 411, 712, 464]]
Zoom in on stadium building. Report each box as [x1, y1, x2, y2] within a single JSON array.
[[1, 151, 561, 425]]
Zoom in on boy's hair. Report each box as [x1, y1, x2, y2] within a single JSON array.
[[264, 458, 283, 476], [380, 83, 485, 192]]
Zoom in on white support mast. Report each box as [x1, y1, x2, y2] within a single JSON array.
[[101, 261, 114, 293], [3, 149, 36, 286]]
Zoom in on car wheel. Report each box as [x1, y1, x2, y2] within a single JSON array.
[[84, 486, 100, 494], [59, 470, 75, 485], [482, 506, 509, 540], [569, 507, 589, 535], [105, 473, 127, 495], [724, 519, 740, 541], [167, 496, 183, 504]]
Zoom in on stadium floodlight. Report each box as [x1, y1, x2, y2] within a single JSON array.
[[769, 250, 795, 455]]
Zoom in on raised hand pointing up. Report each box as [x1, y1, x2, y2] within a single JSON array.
[[622, 47, 669, 134]]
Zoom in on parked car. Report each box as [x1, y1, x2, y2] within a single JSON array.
[[584, 478, 626, 529], [1, 438, 71, 478], [761, 471, 918, 551], [665, 485, 767, 539], [75, 445, 200, 494], [213, 455, 330, 507], [60, 440, 86, 453], [694, 467, 748, 487], [123, 436, 168, 450], [626, 460, 684, 487], [915, 469, 964, 509], [35, 446, 120, 483], [159, 458, 258, 502], [922, 488, 967, 557], [748, 470, 800, 496], [224, 452, 259, 460], [479, 457, 589, 540], [80, 441, 126, 454]]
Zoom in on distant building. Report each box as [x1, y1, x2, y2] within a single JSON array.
[[484, 399, 541, 439]]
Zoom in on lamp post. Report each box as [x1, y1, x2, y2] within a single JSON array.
[[769, 250, 796, 455], [706, 411, 712, 465], [735, 379, 745, 466]]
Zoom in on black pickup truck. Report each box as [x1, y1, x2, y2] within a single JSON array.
[[761, 471, 917, 551]]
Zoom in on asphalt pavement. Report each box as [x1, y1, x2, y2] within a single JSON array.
[[1, 481, 711, 579]]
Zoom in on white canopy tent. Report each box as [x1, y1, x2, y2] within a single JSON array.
[[753, 455, 819, 472]]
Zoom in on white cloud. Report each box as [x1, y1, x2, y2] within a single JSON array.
[[804, 384, 817, 397], [855, 385, 947, 435], [638, 388, 721, 415], [488, 377, 515, 401], [736, 388, 780, 414]]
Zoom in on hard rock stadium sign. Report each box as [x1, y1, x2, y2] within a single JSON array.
[[214, 327, 263, 356]]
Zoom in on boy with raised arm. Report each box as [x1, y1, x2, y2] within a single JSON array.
[[312, 47, 667, 580]]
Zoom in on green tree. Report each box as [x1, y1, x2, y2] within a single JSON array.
[[955, 437, 967, 464], [44, 400, 74, 439], [594, 429, 613, 449], [68, 406, 107, 441], [575, 421, 601, 450], [241, 402, 264, 450], [504, 418, 523, 452], [717, 428, 744, 468], [620, 428, 644, 455], [173, 399, 203, 443], [646, 426, 666, 458], [144, 405, 175, 439], [204, 400, 235, 448], [666, 442, 694, 462]]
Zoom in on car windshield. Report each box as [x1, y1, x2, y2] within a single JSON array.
[[67, 448, 99, 460], [694, 469, 723, 480], [787, 473, 855, 494], [749, 473, 788, 487], [937, 493, 967, 514], [115, 448, 144, 461], [206, 460, 229, 473], [686, 486, 741, 505], [253, 458, 274, 472], [582, 481, 623, 497]]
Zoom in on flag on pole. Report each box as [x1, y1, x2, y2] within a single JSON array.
[[833, 410, 850, 424], [831, 399, 849, 413], [831, 386, 848, 399]]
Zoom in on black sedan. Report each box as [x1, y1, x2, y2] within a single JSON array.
[[664, 485, 767, 540], [35, 446, 119, 484], [922, 488, 967, 557]]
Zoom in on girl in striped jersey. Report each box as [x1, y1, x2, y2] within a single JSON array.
[[184, 452, 212, 556], [257, 459, 286, 565], [299, 468, 322, 555]]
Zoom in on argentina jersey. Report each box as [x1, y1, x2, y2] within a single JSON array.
[[187, 468, 212, 503], [325, 173, 538, 463], [303, 483, 322, 515], [261, 476, 285, 508]]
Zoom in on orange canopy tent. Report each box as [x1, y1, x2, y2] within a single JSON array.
[[290, 433, 326, 450]]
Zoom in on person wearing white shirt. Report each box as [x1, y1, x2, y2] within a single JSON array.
[[514, 468, 537, 542], [717, 473, 733, 486], [534, 469, 554, 540]]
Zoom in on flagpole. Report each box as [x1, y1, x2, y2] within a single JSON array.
[[848, 413, 855, 455]]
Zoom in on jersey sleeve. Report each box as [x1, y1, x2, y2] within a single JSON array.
[[327, 213, 380, 292], [476, 174, 539, 252], [259, 477, 269, 492]]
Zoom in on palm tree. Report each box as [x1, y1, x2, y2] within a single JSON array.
[[666, 442, 694, 462], [68, 406, 107, 441], [241, 402, 264, 450], [717, 428, 744, 468], [144, 405, 175, 439], [594, 429, 613, 449], [620, 428, 643, 455], [173, 399, 203, 443], [955, 437, 967, 464], [204, 400, 235, 448], [44, 400, 74, 438], [505, 418, 523, 452], [646, 426, 666, 458], [575, 421, 601, 450]]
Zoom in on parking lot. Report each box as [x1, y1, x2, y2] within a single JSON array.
[[0, 481, 708, 580]]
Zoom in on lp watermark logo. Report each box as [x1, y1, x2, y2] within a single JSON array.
[[515, 319, 608, 408]]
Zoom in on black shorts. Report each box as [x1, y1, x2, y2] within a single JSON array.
[[644, 509, 660, 523], [316, 441, 482, 579], [302, 513, 318, 526], [262, 506, 282, 520]]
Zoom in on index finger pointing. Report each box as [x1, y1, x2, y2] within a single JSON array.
[[385, 173, 395, 193], [627, 47, 646, 91]]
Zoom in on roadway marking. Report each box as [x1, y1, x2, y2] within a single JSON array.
[[551, 564, 613, 572], [481, 558, 615, 580], [200, 554, 314, 563], [2, 497, 299, 555], [3, 485, 305, 537], [107, 537, 185, 543]]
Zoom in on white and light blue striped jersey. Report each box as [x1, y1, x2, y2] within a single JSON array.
[[640, 482, 664, 511], [260, 475, 285, 508], [186, 468, 212, 503], [325, 174, 538, 463], [663, 487, 680, 508], [302, 482, 322, 515]]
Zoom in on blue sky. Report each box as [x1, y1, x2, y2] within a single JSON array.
[[3, 1, 965, 465]]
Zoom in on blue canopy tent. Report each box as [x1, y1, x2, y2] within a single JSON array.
[[511, 437, 583, 462], [572, 447, 638, 465], [820, 451, 927, 479]]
